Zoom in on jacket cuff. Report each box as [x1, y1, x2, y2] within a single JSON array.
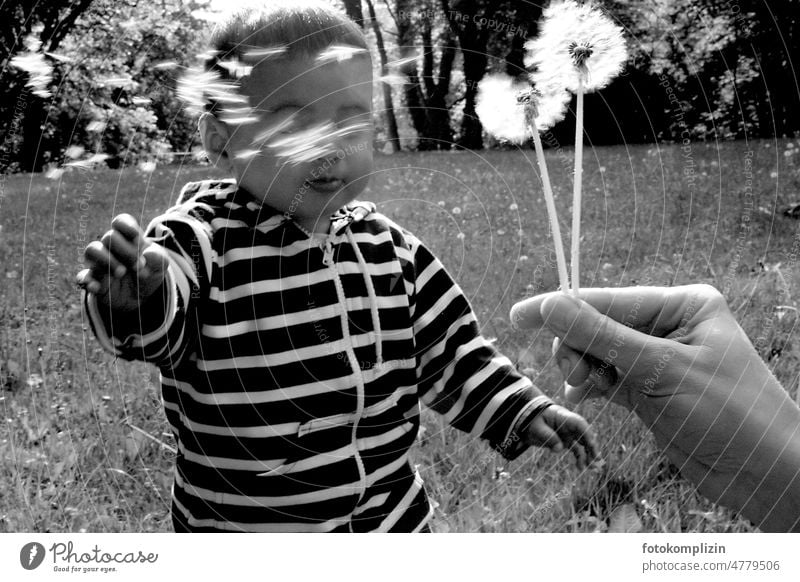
[[492, 393, 555, 462]]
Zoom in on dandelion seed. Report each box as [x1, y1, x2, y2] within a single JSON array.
[[219, 106, 260, 126], [10, 49, 53, 98], [234, 149, 261, 161], [316, 44, 368, 65], [378, 74, 407, 87], [65, 145, 85, 160], [65, 153, 110, 169], [86, 120, 106, 133], [438, 201, 446, 207], [192, 147, 208, 162], [153, 60, 178, 70], [386, 55, 419, 69], [456, 232, 466, 240], [242, 46, 289, 61], [46, 168, 65, 180], [217, 60, 253, 79], [519, 255, 529, 262], [98, 76, 137, 89], [138, 161, 157, 173], [497, 229, 506, 235], [132, 97, 152, 106], [452, 207, 461, 215], [509, 202, 519, 211], [26, 374, 43, 389]]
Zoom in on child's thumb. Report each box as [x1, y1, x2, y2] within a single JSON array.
[[140, 244, 169, 281]]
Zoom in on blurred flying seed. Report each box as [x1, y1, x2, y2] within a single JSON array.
[[132, 97, 152, 105], [44, 51, 73, 63], [46, 168, 65, 180], [242, 46, 288, 61], [386, 55, 419, 69], [86, 120, 106, 132], [153, 60, 178, 70], [316, 44, 368, 64], [98, 76, 136, 88], [378, 74, 407, 86], [234, 149, 261, 161], [65, 145, 85, 159], [217, 60, 253, 78], [26, 374, 43, 389]]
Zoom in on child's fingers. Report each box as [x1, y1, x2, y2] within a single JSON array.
[[84, 240, 127, 279], [101, 229, 143, 273], [140, 244, 169, 281], [527, 415, 565, 453], [552, 337, 591, 386], [111, 214, 146, 246], [76, 268, 104, 294]]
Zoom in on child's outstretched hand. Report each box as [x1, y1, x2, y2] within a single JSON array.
[[76, 214, 168, 311], [523, 404, 601, 470]]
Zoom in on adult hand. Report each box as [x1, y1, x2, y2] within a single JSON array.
[[510, 284, 800, 532]]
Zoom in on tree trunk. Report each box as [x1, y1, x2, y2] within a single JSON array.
[[441, 0, 503, 150], [341, 0, 365, 27], [365, 0, 400, 151], [395, 0, 455, 150]]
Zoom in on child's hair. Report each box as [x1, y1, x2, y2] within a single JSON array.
[[205, 0, 369, 84]]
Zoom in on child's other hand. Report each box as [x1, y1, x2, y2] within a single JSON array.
[[523, 404, 601, 470], [76, 214, 168, 311]]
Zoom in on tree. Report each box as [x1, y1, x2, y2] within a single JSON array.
[[3, 0, 209, 172], [364, 0, 401, 151], [1, 0, 97, 172]]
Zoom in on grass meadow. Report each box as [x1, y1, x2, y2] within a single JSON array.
[[1, 139, 800, 533]]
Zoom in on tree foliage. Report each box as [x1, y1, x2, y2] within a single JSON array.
[[2, 0, 208, 172]]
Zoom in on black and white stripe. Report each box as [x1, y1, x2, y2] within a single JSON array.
[[85, 179, 553, 532]]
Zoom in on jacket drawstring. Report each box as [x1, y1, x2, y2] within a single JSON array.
[[346, 228, 383, 368]]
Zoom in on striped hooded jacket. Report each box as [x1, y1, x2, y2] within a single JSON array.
[[84, 179, 555, 532]]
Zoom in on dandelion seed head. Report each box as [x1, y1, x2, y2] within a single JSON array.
[[526, 0, 627, 93], [476, 73, 570, 142]]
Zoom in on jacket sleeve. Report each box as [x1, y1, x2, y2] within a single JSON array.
[[408, 233, 554, 461], [83, 205, 214, 370]]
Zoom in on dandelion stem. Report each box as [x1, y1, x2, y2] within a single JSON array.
[[529, 122, 570, 293], [571, 77, 585, 296]]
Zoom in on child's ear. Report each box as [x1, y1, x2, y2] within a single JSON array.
[[199, 113, 232, 171]]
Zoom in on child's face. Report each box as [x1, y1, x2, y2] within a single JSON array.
[[214, 53, 374, 233]]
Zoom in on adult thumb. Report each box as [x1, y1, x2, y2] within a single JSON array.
[[539, 293, 657, 371]]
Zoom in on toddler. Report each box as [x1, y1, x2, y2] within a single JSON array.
[[77, 0, 599, 532]]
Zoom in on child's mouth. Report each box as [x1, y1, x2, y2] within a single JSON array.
[[306, 177, 344, 193]]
